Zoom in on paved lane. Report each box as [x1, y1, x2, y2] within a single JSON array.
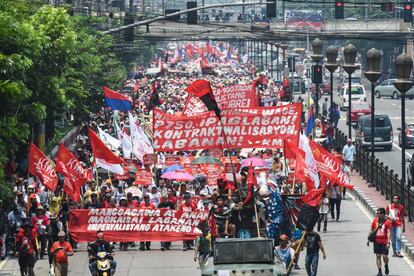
[[1, 195, 414, 276]]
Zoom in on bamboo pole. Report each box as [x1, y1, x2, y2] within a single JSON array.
[[287, 230, 306, 275]]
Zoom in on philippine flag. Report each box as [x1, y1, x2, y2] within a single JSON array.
[[103, 86, 132, 111]]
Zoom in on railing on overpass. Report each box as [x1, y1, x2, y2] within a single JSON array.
[[334, 129, 414, 222]]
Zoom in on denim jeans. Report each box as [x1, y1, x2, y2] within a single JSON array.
[[305, 253, 319, 276], [390, 226, 402, 253]]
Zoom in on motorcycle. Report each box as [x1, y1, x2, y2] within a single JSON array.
[[96, 252, 113, 276], [7, 221, 21, 256]]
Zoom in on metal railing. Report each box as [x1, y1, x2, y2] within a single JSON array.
[[334, 129, 414, 222]]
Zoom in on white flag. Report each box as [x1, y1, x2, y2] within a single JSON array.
[[97, 126, 121, 151], [299, 134, 320, 189]]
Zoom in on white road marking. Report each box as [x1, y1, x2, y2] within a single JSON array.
[[392, 142, 412, 157], [352, 193, 414, 271]]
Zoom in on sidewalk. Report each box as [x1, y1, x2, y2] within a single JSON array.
[[350, 172, 414, 260]]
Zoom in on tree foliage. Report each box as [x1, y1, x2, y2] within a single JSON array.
[[0, 0, 127, 203]]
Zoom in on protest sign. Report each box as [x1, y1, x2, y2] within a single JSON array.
[[68, 208, 208, 242], [154, 103, 302, 151], [183, 83, 257, 116], [133, 169, 153, 185]]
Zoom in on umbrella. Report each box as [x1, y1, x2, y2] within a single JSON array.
[[125, 186, 141, 197], [162, 164, 184, 173], [161, 171, 194, 181], [241, 157, 267, 167], [190, 156, 223, 165]]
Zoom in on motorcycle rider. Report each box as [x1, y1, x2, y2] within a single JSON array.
[[88, 231, 116, 275], [7, 204, 26, 255], [30, 205, 49, 259]]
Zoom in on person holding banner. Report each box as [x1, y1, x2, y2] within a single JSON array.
[[158, 194, 175, 251], [180, 193, 197, 251]]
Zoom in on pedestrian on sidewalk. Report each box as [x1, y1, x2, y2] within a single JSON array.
[[367, 208, 392, 276], [328, 185, 341, 221], [304, 228, 327, 276], [317, 190, 329, 232], [386, 195, 406, 258], [50, 231, 73, 276], [342, 139, 356, 172]]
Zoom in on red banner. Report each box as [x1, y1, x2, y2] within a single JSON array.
[[183, 83, 257, 116], [113, 166, 130, 180], [68, 208, 208, 242], [154, 103, 302, 151], [309, 140, 352, 188]]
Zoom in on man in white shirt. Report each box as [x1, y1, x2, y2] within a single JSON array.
[[342, 139, 356, 172]]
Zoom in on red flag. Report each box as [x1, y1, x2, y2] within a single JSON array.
[[55, 144, 91, 202], [88, 128, 125, 174], [284, 140, 306, 181], [244, 163, 257, 205], [300, 188, 325, 207], [28, 143, 58, 192], [184, 80, 221, 118]]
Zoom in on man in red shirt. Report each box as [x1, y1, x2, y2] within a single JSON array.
[[31, 205, 49, 259], [179, 193, 196, 251], [139, 195, 155, 251], [50, 231, 73, 276], [367, 208, 392, 276], [17, 223, 38, 276], [386, 195, 406, 258]]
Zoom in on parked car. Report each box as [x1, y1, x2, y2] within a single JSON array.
[[374, 79, 414, 99], [338, 84, 367, 111], [354, 114, 393, 151], [398, 123, 414, 148], [346, 101, 371, 125], [311, 80, 330, 94]]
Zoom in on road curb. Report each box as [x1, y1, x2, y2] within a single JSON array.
[[349, 186, 414, 262]]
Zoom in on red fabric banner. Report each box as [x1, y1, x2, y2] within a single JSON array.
[[68, 208, 208, 242], [183, 83, 257, 116], [154, 103, 302, 151], [55, 144, 91, 201], [29, 143, 58, 192], [309, 140, 353, 188]]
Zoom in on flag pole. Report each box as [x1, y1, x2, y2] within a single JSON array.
[[253, 197, 261, 238], [286, 230, 307, 275]]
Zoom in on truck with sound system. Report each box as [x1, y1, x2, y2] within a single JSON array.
[[200, 238, 287, 276]]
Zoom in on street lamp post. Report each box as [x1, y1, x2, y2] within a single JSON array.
[[311, 38, 323, 116], [364, 48, 382, 186], [275, 42, 281, 80], [325, 46, 339, 124], [343, 44, 359, 140], [394, 53, 413, 197]]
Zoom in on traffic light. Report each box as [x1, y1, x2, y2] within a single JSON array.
[[312, 65, 323, 84], [335, 1, 344, 19], [288, 56, 296, 72], [404, 3, 413, 23], [266, 0, 277, 18], [187, 1, 197, 25]]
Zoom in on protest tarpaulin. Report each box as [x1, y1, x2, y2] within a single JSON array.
[[183, 83, 257, 116], [153, 103, 302, 151], [68, 208, 208, 242], [133, 169, 153, 185]]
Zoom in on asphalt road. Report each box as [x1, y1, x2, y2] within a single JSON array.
[[1, 195, 414, 276], [333, 80, 414, 178]]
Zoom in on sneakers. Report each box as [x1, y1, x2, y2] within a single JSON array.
[[377, 272, 383, 276], [182, 247, 187, 251], [294, 264, 300, 270], [392, 252, 397, 257], [396, 252, 404, 258], [384, 265, 389, 275], [161, 247, 165, 251]]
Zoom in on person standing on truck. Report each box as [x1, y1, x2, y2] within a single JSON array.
[[304, 228, 327, 276]]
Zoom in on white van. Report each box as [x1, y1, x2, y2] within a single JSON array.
[[338, 84, 367, 111]]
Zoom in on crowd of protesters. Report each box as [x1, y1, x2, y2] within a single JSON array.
[[1, 41, 406, 276]]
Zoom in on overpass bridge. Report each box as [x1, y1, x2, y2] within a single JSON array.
[[131, 19, 413, 43]]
